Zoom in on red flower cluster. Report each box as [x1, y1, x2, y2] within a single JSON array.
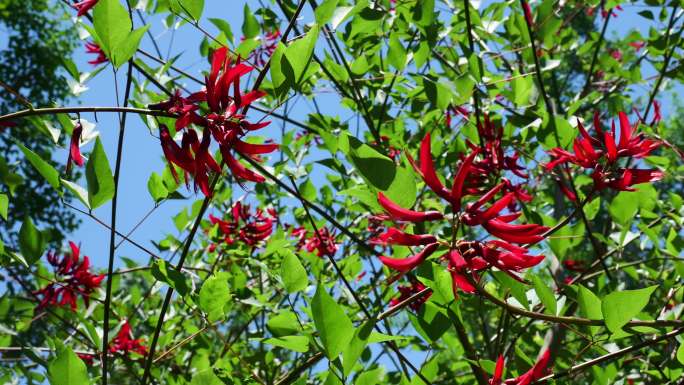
[[389, 281, 432, 312], [149, 47, 278, 195], [77, 320, 147, 364], [34, 242, 104, 311], [85, 42, 108, 66], [546, 112, 663, 193], [209, 202, 276, 246], [292, 227, 339, 257], [489, 349, 552, 385], [376, 133, 547, 293], [248, 30, 281, 67], [72, 0, 98, 16]]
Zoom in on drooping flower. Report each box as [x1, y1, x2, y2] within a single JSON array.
[[489, 349, 552, 385], [109, 320, 148, 356], [376, 132, 547, 295], [629, 41, 646, 52], [34, 242, 104, 311], [209, 202, 276, 246], [149, 47, 278, 193], [85, 42, 108, 66], [66, 122, 84, 172], [72, 0, 98, 16], [546, 111, 663, 193]]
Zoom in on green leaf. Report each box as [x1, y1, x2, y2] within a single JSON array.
[[512, 71, 533, 106], [151, 259, 190, 296], [19, 217, 46, 265], [85, 137, 115, 209], [147, 172, 168, 203], [387, 33, 407, 70], [262, 336, 309, 353], [112, 25, 150, 67], [199, 274, 231, 322], [282, 26, 320, 89], [493, 271, 529, 310], [190, 369, 223, 385], [242, 4, 260, 38], [16, 143, 61, 192], [267, 311, 301, 337], [280, 250, 308, 293], [413, 0, 435, 26], [342, 318, 375, 375], [677, 342, 684, 365], [311, 285, 354, 358], [338, 134, 416, 208], [609, 192, 639, 225], [315, 0, 339, 24], [171, 0, 204, 21], [61, 179, 91, 209], [532, 275, 557, 315], [0, 193, 7, 220], [48, 347, 89, 385], [601, 286, 657, 333], [577, 285, 603, 336], [209, 18, 234, 43]]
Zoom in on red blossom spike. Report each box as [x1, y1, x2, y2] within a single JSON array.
[[377, 192, 443, 222], [379, 243, 439, 272], [411, 133, 451, 200], [603, 131, 618, 162], [618, 111, 633, 149], [234, 140, 279, 155], [67, 123, 84, 171]]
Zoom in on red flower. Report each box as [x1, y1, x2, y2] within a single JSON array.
[[85, 42, 107, 66], [292, 227, 339, 257], [389, 281, 432, 311], [72, 0, 98, 16], [546, 111, 663, 192], [562, 259, 587, 272], [149, 47, 278, 192], [209, 202, 275, 246], [489, 349, 552, 385], [109, 320, 147, 357], [34, 241, 104, 311], [521, 0, 534, 25], [66, 122, 84, 172], [376, 132, 547, 294], [629, 41, 646, 52]]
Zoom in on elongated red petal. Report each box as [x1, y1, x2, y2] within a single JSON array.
[[469, 182, 506, 212], [69, 124, 84, 168], [604, 132, 618, 162], [450, 149, 480, 209], [480, 193, 515, 221], [377, 192, 443, 222], [372, 227, 437, 246], [492, 355, 505, 384], [222, 148, 265, 183], [234, 140, 279, 155], [378, 243, 438, 272], [417, 133, 451, 200], [618, 111, 632, 149]]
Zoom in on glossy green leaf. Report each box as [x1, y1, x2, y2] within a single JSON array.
[[190, 369, 223, 385], [16, 143, 61, 192], [0, 193, 7, 220], [609, 192, 639, 225], [92, 0, 149, 67], [311, 285, 353, 358], [48, 347, 89, 385], [209, 18, 234, 43], [342, 318, 375, 375], [242, 4, 260, 38], [199, 273, 231, 322], [577, 285, 603, 336], [85, 137, 115, 209], [387, 33, 407, 70], [532, 275, 557, 315], [280, 250, 308, 293], [315, 0, 339, 24], [61, 179, 90, 209], [601, 286, 657, 333], [147, 172, 168, 203], [262, 336, 309, 353], [19, 217, 46, 265]]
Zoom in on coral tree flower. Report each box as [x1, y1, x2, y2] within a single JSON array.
[[149, 47, 278, 195], [247, 30, 281, 67], [72, 0, 98, 16], [376, 131, 547, 294], [489, 349, 552, 385], [34, 242, 104, 311], [389, 281, 432, 312], [292, 226, 339, 257], [85, 42, 108, 66], [109, 320, 148, 356], [66, 122, 84, 172], [546, 111, 663, 193], [209, 202, 276, 246]]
